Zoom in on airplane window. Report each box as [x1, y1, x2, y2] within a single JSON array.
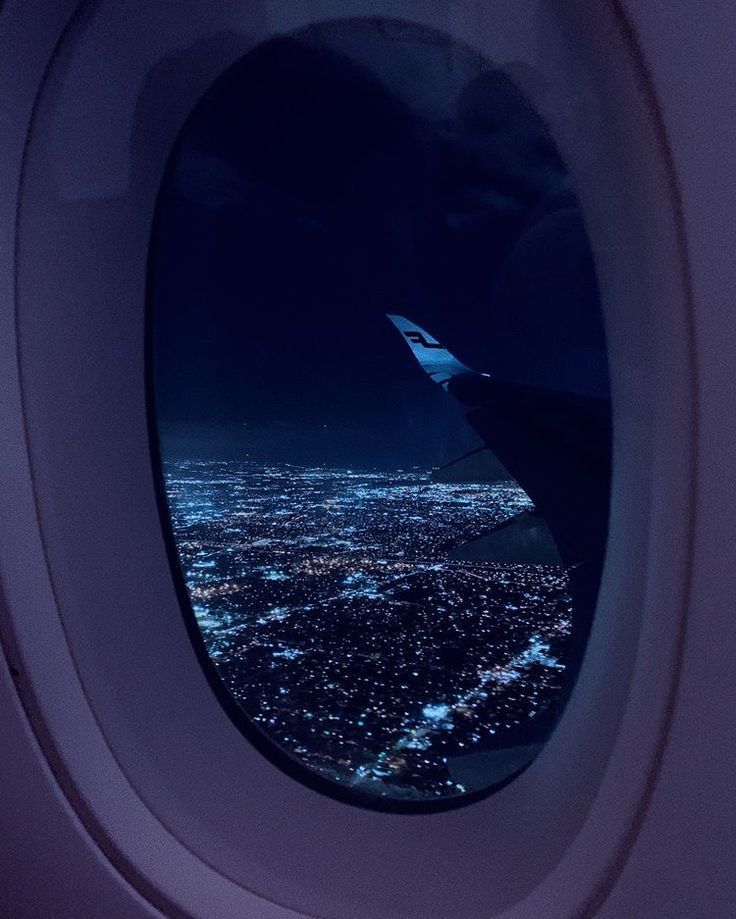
[[150, 19, 611, 810]]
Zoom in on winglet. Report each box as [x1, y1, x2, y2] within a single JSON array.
[[387, 314, 476, 389]]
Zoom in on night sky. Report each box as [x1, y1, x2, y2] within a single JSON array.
[[152, 20, 609, 470]]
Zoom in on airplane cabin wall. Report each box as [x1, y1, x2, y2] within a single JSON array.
[[0, 2, 733, 917]]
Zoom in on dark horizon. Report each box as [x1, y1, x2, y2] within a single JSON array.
[[156, 409, 481, 471]]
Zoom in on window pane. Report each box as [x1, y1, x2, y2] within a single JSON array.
[[151, 18, 610, 809]]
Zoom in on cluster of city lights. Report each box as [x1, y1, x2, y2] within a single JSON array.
[[165, 460, 573, 800]]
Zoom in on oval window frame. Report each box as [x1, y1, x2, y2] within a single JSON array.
[[0, 2, 695, 916]]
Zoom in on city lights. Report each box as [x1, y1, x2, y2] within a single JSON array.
[[166, 460, 573, 800]]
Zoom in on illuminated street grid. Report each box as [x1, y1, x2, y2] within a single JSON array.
[[165, 460, 573, 801]]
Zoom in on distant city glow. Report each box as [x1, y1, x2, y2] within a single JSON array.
[[165, 460, 573, 801]]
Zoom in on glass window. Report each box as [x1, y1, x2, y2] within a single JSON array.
[[150, 18, 610, 810]]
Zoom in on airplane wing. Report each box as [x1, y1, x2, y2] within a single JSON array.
[[386, 314, 481, 390]]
